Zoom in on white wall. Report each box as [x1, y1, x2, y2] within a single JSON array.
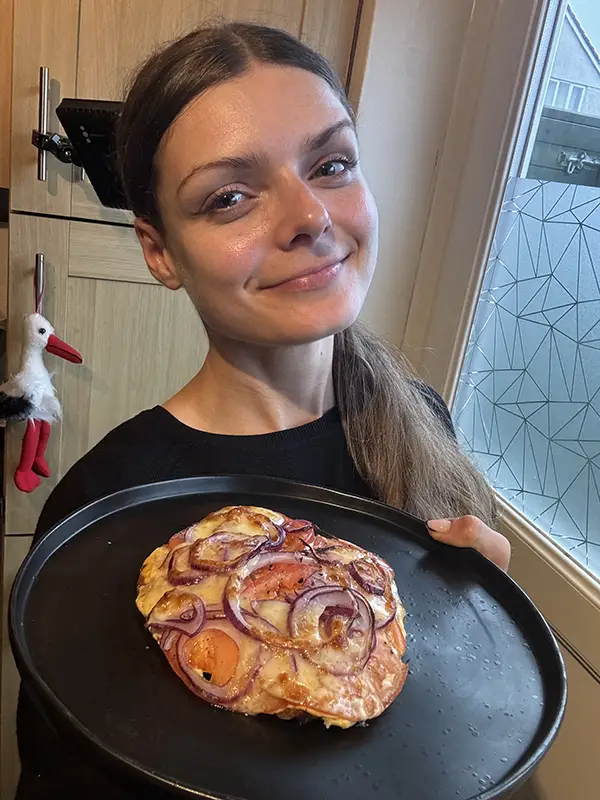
[[551, 18, 600, 116], [356, 0, 475, 348]]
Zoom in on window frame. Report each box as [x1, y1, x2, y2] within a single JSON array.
[[400, 0, 600, 672]]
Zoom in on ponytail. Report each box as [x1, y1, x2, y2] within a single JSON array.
[[333, 323, 496, 525]]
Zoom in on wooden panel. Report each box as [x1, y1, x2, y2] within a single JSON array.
[[5, 214, 71, 534], [59, 275, 207, 465], [1, 535, 32, 800], [10, 0, 78, 215], [0, 224, 8, 322], [301, 0, 360, 81], [1, 536, 32, 798], [69, 220, 155, 284], [74, 0, 371, 222], [0, 0, 14, 188], [77, 1, 304, 102]]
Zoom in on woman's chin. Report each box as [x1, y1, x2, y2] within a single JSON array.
[[266, 303, 363, 346]]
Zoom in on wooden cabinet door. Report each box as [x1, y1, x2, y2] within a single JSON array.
[[10, 0, 79, 216], [5, 213, 206, 533]]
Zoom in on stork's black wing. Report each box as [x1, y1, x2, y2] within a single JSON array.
[[0, 392, 33, 421]]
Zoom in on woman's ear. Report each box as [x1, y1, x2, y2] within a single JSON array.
[[134, 218, 182, 290]]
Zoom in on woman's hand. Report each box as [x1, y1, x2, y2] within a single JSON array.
[[426, 515, 511, 572]]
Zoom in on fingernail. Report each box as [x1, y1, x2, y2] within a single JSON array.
[[427, 519, 452, 534]]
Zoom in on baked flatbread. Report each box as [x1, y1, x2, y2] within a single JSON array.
[[137, 506, 407, 728]]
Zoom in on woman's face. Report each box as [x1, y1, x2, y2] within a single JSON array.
[[138, 64, 378, 347]]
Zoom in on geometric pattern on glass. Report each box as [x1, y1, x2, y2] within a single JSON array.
[[454, 177, 600, 577]]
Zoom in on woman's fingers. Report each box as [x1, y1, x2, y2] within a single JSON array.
[[427, 515, 511, 572]]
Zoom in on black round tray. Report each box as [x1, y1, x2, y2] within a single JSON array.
[[9, 476, 566, 800]]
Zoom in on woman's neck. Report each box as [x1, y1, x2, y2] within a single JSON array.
[[164, 335, 335, 435]]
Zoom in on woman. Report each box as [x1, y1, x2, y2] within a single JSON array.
[[16, 22, 510, 799]]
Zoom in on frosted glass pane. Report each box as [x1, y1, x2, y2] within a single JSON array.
[[455, 179, 600, 577]]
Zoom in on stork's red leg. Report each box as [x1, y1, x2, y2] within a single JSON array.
[[14, 420, 42, 493], [33, 420, 52, 477]]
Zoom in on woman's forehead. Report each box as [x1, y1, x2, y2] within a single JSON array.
[[158, 65, 353, 172]]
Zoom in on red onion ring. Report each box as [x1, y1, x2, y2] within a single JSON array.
[[264, 523, 286, 549], [312, 543, 361, 566], [168, 545, 206, 586], [283, 519, 314, 534], [205, 603, 227, 620], [372, 594, 398, 629], [289, 586, 376, 675], [167, 525, 198, 549], [175, 620, 261, 706], [147, 591, 206, 637], [159, 629, 180, 652], [349, 558, 387, 596], [224, 551, 322, 648], [190, 531, 267, 572]]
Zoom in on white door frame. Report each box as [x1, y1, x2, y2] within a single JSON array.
[[401, 0, 600, 677]]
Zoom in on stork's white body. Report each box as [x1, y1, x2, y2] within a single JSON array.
[[0, 313, 82, 493], [1, 347, 62, 422], [0, 313, 63, 422]]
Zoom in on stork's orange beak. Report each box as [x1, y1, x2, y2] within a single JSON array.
[[46, 334, 83, 364]]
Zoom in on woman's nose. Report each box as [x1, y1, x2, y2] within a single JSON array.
[[274, 177, 332, 250]]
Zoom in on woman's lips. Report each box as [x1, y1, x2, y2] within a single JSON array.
[[264, 257, 347, 293]]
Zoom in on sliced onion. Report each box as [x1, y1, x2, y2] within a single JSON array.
[[242, 609, 282, 635], [283, 519, 314, 534], [289, 586, 358, 638], [312, 543, 361, 566], [176, 620, 261, 706], [289, 586, 376, 675], [159, 629, 180, 652], [147, 591, 206, 637], [167, 525, 198, 548], [264, 523, 286, 549], [224, 551, 321, 647], [205, 603, 227, 620], [349, 558, 387, 596], [190, 531, 267, 572], [183, 525, 198, 542], [168, 544, 206, 586], [372, 593, 398, 629]]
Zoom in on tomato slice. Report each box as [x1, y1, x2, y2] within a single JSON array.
[[187, 629, 240, 686], [244, 561, 319, 602]]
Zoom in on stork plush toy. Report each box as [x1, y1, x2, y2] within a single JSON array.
[[0, 313, 83, 492]]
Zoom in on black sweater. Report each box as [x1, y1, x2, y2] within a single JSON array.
[[16, 388, 454, 800]]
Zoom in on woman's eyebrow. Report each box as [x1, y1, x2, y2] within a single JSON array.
[[177, 119, 355, 196], [300, 119, 355, 154]]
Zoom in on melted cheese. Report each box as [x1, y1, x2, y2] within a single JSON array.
[[137, 505, 408, 728]]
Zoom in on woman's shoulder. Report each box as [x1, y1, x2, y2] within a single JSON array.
[[34, 406, 179, 541], [412, 380, 456, 438]]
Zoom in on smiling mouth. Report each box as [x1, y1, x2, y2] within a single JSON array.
[[263, 256, 350, 291]]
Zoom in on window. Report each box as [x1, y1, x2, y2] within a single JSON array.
[[454, 1, 600, 576], [545, 78, 586, 111]]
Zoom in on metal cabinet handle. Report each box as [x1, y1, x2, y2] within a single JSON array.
[[37, 67, 50, 181], [34, 253, 45, 314]]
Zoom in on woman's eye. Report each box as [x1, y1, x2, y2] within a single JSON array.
[[313, 158, 354, 179], [209, 190, 245, 212]]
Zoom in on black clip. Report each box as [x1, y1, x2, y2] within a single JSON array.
[[31, 130, 82, 166]]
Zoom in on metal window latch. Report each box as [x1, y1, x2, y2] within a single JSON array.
[[558, 149, 600, 175]]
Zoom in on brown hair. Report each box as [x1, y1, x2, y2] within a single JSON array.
[[116, 21, 495, 525]]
